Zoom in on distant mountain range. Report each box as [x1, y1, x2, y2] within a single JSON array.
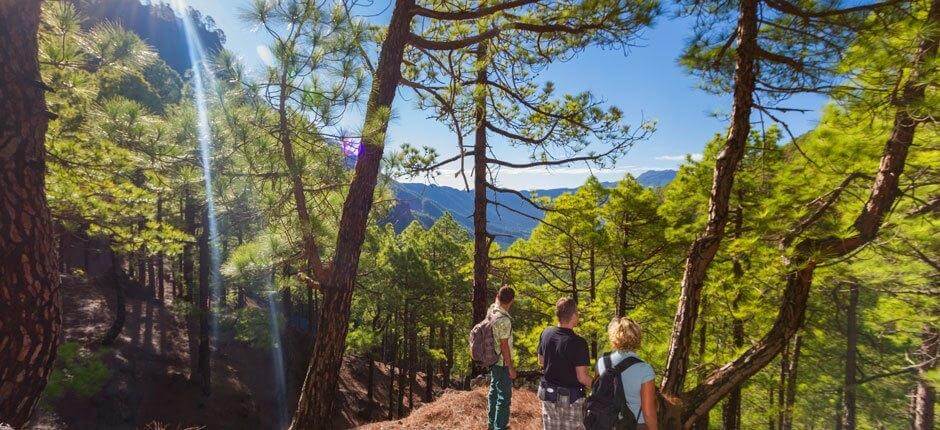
[[387, 170, 677, 245], [77, 0, 225, 74]]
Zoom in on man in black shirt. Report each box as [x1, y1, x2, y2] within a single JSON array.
[[537, 297, 593, 430]]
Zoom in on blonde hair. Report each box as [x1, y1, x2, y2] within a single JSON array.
[[607, 317, 642, 351]]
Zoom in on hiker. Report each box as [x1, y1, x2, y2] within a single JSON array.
[[592, 317, 658, 430], [488, 285, 516, 430], [537, 297, 593, 430]]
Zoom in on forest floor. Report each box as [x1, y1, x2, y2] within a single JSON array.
[[358, 387, 542, 430], [26, 275, 441, 429]]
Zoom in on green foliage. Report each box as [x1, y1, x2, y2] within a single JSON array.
[[43, 342, 110, 402], [228, 307, 277, 348]]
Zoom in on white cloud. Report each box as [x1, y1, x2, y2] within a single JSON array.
[[256, 45, 274, 67], [655, 153, 702, 162]]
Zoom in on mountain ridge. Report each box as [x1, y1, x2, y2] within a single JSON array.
[[388, 170, 677, 245]]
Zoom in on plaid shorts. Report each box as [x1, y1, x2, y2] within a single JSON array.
[[540, 396, 586, 430]]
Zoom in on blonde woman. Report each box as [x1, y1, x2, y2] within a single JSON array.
[[595, 317, 658, 430]]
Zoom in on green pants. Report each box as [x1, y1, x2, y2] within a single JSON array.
[[488, 365, 512, 430]]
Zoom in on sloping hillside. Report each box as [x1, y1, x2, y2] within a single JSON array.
[[30, 274, 431, 429], [359, 387, 542, 430]]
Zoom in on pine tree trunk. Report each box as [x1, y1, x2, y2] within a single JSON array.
[[471, 42, 490, 327], [157, 197, 165, 303], [767, 387, 776, 430], [781, 334, 801, 430], [0, 1, 61, 426], [663, 1, 938, 425], [425, 325, 434, 402], [841, 283, 859, 430], [289, 2, 412, 427], [367, 351, 375, 411], [182, 190, 196, 301], [777, 342, 789, 429], [835, 388, 844, 430], [693, 302, 709, 430], [912, 324, 937, 430], [617, 234, 630, 318], [443, 324, 453, 388], [388, 327, 396, 420], [100, 253, 127, 346], [147, 255, 156, 299], [589, 247, 598, 359], [195, 212, 211, 395], [277, 66, 326, 289], [661, 0, 758, 398], [722, 206, 745, 430]]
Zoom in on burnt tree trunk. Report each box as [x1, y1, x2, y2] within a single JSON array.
[[0, 1, 61, 426], [661, 0, 758, 398], [471, 42, 490, 327], [841, 283, 859, 430], [288, 1, 413, 427]]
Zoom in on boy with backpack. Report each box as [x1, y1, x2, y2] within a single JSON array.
[[469, 286, 517, 430], [537, 297, 593, 430], [584, 317, 658, 430]]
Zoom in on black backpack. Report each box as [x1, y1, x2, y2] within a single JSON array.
[[584, 353, 642, 430]]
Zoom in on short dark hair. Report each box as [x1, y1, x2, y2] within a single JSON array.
[[497, 285, 515, 304], [555, 297, 578, 322]]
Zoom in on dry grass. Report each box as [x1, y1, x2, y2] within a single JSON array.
[[358, 387, 542, 430]]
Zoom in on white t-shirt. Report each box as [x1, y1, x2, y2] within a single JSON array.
[[596, 350, 656, 424]]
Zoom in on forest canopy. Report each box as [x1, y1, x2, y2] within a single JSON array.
[[0, 0, 936, 429]]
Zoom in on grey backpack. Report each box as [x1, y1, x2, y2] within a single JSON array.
[[469, 313, 504, 367]]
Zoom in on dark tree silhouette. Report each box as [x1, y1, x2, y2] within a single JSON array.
[[0, 0, 61, 426]]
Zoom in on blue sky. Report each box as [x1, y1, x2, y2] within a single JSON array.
[[183, 0, 827, 189]]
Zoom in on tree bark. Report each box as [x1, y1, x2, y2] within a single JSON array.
[[425, 325, 434, 403], [277, 66, 327, 288], [912, 324, 937, 430], [841, 283, 859, 430], [781, 334, 801, 430], [472, 42, 490, 327], [147, 254, 156, 299], [694, 301, 709, 430], [288, 1, 413, 426], [661, 0, 758, 397], [100, 253, 127, 346], [722, 206, 746, 430], [182, 189, 196, 301], [157, 197, 165, 303], [195, 211, 211, 395], [670, 1, 939, 424], [0, 1, 61, 426], [777, 342, 789, 429]]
